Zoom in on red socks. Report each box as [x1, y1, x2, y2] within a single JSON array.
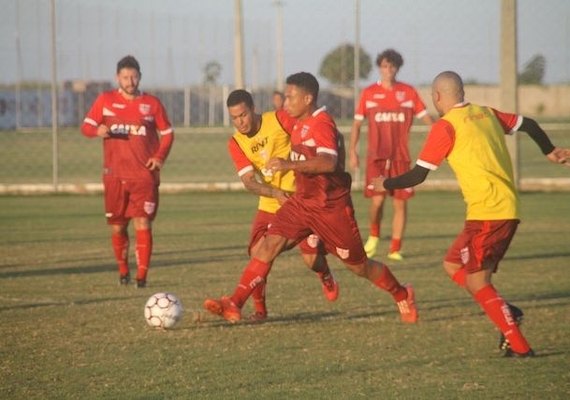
[[112, 232, 129, 277], [231, 258, 271, 308], [372, 263, 407, 302], [369, 224, 380, 238], [390, 238, 402, 253], [474, 285, 531, 354], [135, 229, 153, 282]]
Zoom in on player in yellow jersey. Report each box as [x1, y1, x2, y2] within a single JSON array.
[[205, 89, 339, 321], [371, 71, 570, 357]]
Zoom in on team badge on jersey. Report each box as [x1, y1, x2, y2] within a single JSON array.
[[300, 125, 309, 139], [139, 104, 151, 115], [396, 91, 406, 102], [144, 201, 156, 215], [336, 247, 349, 260]]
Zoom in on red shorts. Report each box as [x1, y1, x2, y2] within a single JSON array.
[[365, 159, 414, 200], [103, 176, 159, 225], [268, 195, 366, 265], [249, 210, 325, 256], [445, 219, 519, 273]]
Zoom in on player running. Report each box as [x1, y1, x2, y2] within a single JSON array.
[[370, 70, 570, 357], [219, 89, 339, 321], [204, 72, 417, 324]]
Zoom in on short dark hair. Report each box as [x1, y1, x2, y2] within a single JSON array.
[[376, 49, 404, 69], [286, 72, 319, 101], [117, 55, 141, 74], [226, 89, 254, 108]]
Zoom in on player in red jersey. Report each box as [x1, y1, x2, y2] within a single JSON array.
[[204, 72, 417, 324], [222, 89, 339, 321], [81, 55, 174, 288], [349, 49, 433, 261], [370, 71, 570, 357]]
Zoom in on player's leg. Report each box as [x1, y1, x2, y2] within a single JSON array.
[[388, 198, 407, 261], [314, 199, 417, 323], [364, 194, 385, 258], [104, 176, 131, 285], [299, 235, 339, 302], [128, 181, 159, 288], [448, 220, 532, 356]]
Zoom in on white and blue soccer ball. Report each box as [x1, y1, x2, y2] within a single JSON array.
[[144, 292, 183, 329]]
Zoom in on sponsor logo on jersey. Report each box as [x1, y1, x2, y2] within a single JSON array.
[[400, 100, 414, 108], [250, 137, 268, 153], [144, 201, 156, 215], [460, 246, 470, 265], [374, 111, 406, 123], [372, 93, 386, 99], [109, 123, 147, 136], [139, 104, 151, 115], [112, 103, 126, 109], [365, 100, 379, 109]]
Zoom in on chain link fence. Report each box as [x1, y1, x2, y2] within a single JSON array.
[[0, 0, 569, 193]]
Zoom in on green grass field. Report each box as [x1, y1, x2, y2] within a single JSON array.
[[1, 191, 569, 399]]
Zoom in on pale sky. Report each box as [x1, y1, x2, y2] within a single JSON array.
[[1, 0, 569, 88]]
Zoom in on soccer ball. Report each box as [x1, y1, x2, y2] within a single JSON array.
[[144, 292, 183, 329]]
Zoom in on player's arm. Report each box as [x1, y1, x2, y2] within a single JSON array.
[[147, 101, 175, 171], [81, 95, 110, 138], [268, 152, 338, 175], [518, 117, 569, 165], [370, 165, 430, 191], [348, 119, 363, 170], [239, 170, 290, 204]]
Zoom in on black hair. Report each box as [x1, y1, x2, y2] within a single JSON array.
[[285, 72, 319, 101], [116, 55, 141, 74], [226, 89, 254, 108], [375, 49, 404, 69]]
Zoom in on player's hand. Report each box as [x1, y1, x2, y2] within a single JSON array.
[[97, 124, 110, 138], [547, 147, 570, 167], [266, 157, 289, 173], [367, 175, 386, 192], [146, 158, 163, 171]]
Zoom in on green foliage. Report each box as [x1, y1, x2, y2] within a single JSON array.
[[1, 191, 569, 399], [319, 43, 372, 86], [519, 54, 546, 85]]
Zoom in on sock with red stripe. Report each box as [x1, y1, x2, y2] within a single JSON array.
[[474, 284, 531, 354], [452, 267, 467, 288], [112, 232, 129, 277], [372, 263, 407, 302], [390, 238, 402, 253], [231, 258, 271, 308], [135, 229, 153, 282], [369, 223, 380, 238]]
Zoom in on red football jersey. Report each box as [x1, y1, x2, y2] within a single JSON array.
[[289, 107, 351, 207], [355, 81, 427, 162], [81, 90, 174, 183]]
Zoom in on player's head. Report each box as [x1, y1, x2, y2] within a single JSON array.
[[226, 89, 259, 135], [116, 55, 141, 98], [272, 90, 285, 110], [431, 71, 465, 116], [376, 49, 403, 82], [284, 72, 319, 119]]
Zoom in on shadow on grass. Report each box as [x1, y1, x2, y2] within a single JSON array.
[[0, 294, 141, 312]]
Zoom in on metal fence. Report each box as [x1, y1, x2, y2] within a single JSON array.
[[0, 0, 569, 193]]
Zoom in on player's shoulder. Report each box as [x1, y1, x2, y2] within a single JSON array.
[[394, 81, 419, 92], [139, 91, 163, 104], [312, 107, 336, 126]]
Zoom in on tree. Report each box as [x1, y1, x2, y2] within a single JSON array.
[[203, 61, 222, 85], [518, 54, 546, 85], [319, 43, 372, 86]]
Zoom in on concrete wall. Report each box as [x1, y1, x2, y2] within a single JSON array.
[[416, 84, 570, 118]]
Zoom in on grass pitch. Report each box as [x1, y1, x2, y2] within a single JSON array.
[[0, 191, 569, 399]]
